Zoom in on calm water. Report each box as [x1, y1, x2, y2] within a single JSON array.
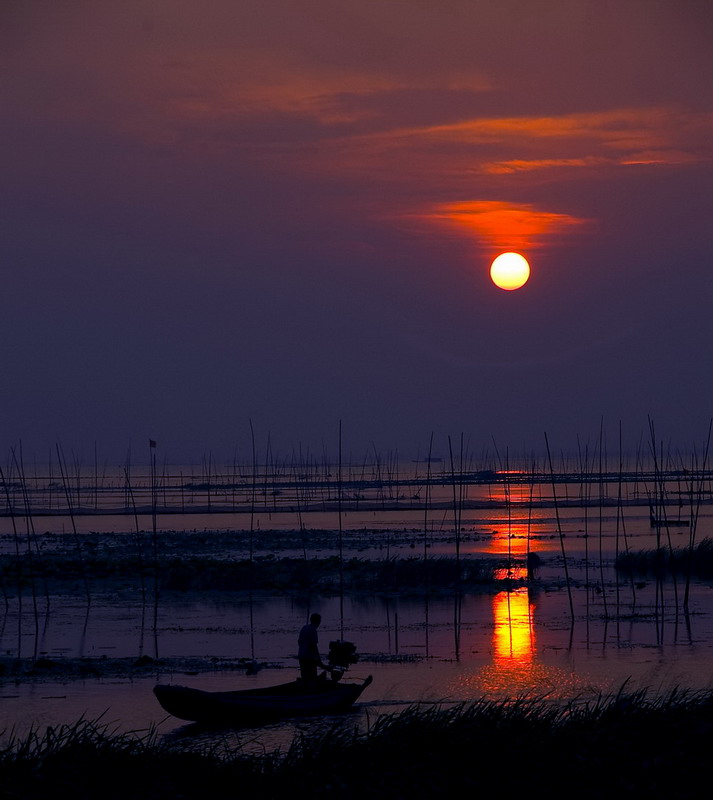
[[2, 475, 713, 750], [4, 578, 713, 748]]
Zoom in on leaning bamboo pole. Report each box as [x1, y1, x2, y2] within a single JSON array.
[[338, 419, 344, 640], [249, 420, 257, 563], [423, 432, 434, 565], [423, 432, 434, 658], [545, 432, 574, 624], [0, 460, 24, 650], [448, 435, 460, 577], [123, 466, 147, 657], [55, 443, 91, 606], [149, 440, 159, 658], [11, 446, 50, 614], [123, 467, 147, 606], [597, 420, 609, 620], [684, 419, 712, 611], [615, 424, 637, 610]]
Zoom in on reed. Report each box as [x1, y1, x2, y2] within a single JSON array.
[[616, 537, 713, 579], [3, 690, 713, 799]]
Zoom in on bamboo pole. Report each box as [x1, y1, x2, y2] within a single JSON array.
[[55, 443, 91, 606], [0, 460, 23, 649], [123, 466, 147, 657], [545, 432, 574, 624], [12, 446, 49, 620], [684, 419, 712, 611], [249, 420, 257, 563], [338, 419, 344, 640], [598, 419, 609, 620]]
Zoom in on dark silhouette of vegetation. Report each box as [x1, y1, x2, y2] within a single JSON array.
[[2, 689, 712, 798], [0, 553, 498, 594], [616, 537, 713, 579]]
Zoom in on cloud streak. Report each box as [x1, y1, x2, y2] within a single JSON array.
[[420, 201, 589, 252]]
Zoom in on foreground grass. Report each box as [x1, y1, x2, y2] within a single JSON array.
[[2, 690, 713, 799]]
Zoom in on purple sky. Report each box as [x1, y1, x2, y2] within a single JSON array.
[[2, 1, 713, 463]]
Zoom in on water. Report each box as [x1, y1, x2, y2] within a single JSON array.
[[2, 465, 713, 750], [3, 565, 713, 746]]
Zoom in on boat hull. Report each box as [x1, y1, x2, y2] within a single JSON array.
[[154, 675, 373, 724]]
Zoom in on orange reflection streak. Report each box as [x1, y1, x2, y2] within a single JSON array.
[[484, 522, 537, 557], [487, 484, 537, 504], [493, 565, 529, 581], [492, 589, 535, 664], [451, 585, 584, 698]]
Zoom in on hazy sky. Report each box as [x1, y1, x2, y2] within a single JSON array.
[[2, 1, 713, 462]]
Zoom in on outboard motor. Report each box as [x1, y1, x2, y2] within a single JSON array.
[[327, 639, 359, 681]]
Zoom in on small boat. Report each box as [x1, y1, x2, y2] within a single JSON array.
[[154, 675, 373, 725]]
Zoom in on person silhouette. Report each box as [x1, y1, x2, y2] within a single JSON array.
[[298, 612, 326, 683]]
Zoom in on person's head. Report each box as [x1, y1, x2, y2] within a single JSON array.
[[310, 613, 321, 627]]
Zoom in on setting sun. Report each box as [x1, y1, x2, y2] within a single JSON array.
[[490, 252, 530, 290]]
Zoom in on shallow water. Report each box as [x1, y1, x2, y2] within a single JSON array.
[[3, 568, 713, 749], [2, 488, 713, 751]]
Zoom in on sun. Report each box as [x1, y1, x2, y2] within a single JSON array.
[[490, 252, 530, 291]]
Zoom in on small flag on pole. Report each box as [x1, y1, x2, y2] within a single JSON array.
[[149, 439, 157, 448]]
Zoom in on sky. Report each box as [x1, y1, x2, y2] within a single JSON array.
[[2, 1, 713, 464]]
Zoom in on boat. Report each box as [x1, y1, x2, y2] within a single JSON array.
[[154, 674, 373, 725]]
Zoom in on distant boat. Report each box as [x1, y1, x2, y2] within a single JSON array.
[[154, 675, 373, 725]]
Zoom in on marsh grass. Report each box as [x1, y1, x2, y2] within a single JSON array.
[[0, 553, 499, 594], [616, 536, 713, 579], [2, 689, 712, 798]]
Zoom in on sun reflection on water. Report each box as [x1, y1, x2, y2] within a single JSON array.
[[492, 588, 535, 663], [483, 521, 538, 557], [452, 585, 586, 699]]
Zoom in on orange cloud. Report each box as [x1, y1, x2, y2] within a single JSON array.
[[344, 107, 713, 176], [618, 149, 699, 166], [369, 107, 677, 148], [423, 200, 589, 251], [480, 149, 699, 174], [481, 157, 609, 174]]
